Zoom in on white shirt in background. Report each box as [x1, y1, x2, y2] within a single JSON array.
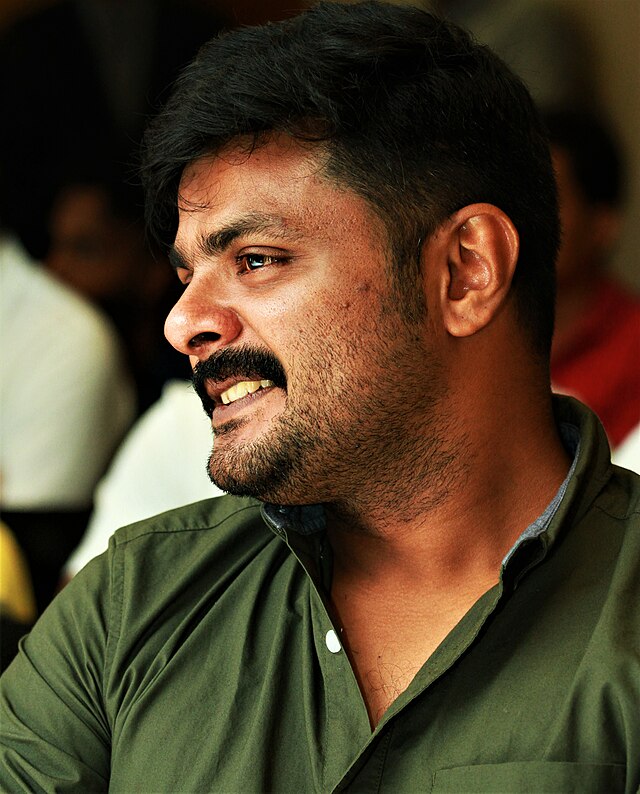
[[65, 380, 219, 576], [0, 235, 135, 510]]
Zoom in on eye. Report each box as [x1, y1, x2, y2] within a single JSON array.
[[236, 252, 288, 274]]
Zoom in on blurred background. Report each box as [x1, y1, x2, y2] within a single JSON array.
[[0, 0, 638, 667]]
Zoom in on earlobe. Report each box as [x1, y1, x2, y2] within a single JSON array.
[[443, 204, 519, 337]]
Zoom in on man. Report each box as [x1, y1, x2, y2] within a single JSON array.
[[1, 3, 638, 791]]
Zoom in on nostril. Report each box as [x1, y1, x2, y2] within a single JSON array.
[[189, 331, 222, 348]]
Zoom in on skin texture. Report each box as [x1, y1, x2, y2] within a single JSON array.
[[165, 134, 571, 726]]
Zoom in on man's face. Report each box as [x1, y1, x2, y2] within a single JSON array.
[[165, 136, 445, 506]]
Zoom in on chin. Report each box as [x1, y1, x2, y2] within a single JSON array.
[[207, 452, 295, 504], [207, 417, 322, 504]]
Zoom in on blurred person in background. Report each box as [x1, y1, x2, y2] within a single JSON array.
[[0, 0, 226, 424], [45, 161, 190, 411], [0, 227, 135, 615], [546, 109, 640, 460]]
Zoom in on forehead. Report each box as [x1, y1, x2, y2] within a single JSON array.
[[175, 135, 389, 250], [179, 135, 326, 201]]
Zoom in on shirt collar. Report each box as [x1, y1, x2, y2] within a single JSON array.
[[261, 502, 325, 541], [501, 419, 580, 567]]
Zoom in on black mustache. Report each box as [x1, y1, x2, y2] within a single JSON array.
[[192, 347, 287, 417]]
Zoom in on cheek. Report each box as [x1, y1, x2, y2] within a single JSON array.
[[316, 289, 369, 328], [337, 281, 373, 311], [247, 280, 387, 380], [297, 292, 384, 366]]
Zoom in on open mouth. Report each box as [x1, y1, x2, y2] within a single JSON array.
[[193, 348, 286, 420], [220, 379, 275, 405]]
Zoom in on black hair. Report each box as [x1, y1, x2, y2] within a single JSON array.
[[544, 108, 624, 209], [142, 1, 559, 355]]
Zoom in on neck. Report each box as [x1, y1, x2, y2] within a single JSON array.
[[323, 336, 571, 728], [326, 371, 570, 592]]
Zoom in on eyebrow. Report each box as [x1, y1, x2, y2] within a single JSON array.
[[169, 213, 300, 271]]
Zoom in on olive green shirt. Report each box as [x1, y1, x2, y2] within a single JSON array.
[[1, 398, 639, 793]]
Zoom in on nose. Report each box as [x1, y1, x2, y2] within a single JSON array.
[[164, 284, 243, 359]]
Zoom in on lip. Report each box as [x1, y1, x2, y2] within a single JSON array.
[[205, 376, 273, 405], [205, 376, 281, 422]]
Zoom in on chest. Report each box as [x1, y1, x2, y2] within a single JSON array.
[[105, 551, 630, 791], [331, 589, 484, 726]]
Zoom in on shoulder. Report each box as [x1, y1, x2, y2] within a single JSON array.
[[91, 496, 285, 674], [573, 455, 640, 574], [111, 494, 264, 547], [554, 401, 640, 594], [571, 465, 640, 623], [107, 495, 274, 572], [592, 464, 640, 529], [104, 495, 276, 603], [5, 496, 277, 687]]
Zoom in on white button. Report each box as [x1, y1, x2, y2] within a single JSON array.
[[325, 629, 341, 653]]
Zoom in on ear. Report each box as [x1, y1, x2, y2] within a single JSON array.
[[428, 203, 519, 338]]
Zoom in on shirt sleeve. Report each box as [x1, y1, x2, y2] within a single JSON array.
[[0, 552, 113, 792]]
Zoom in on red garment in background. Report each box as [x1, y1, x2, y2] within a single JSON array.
[[552, 279, 640, 449]]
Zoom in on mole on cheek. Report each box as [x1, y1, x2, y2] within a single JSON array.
[[339, 282, 373, 310]]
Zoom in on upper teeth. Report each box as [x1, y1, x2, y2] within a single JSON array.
[[220, 380, 275, 405]]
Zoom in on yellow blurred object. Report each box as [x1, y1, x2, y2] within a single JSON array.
[[0, 520, 37, 624]]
